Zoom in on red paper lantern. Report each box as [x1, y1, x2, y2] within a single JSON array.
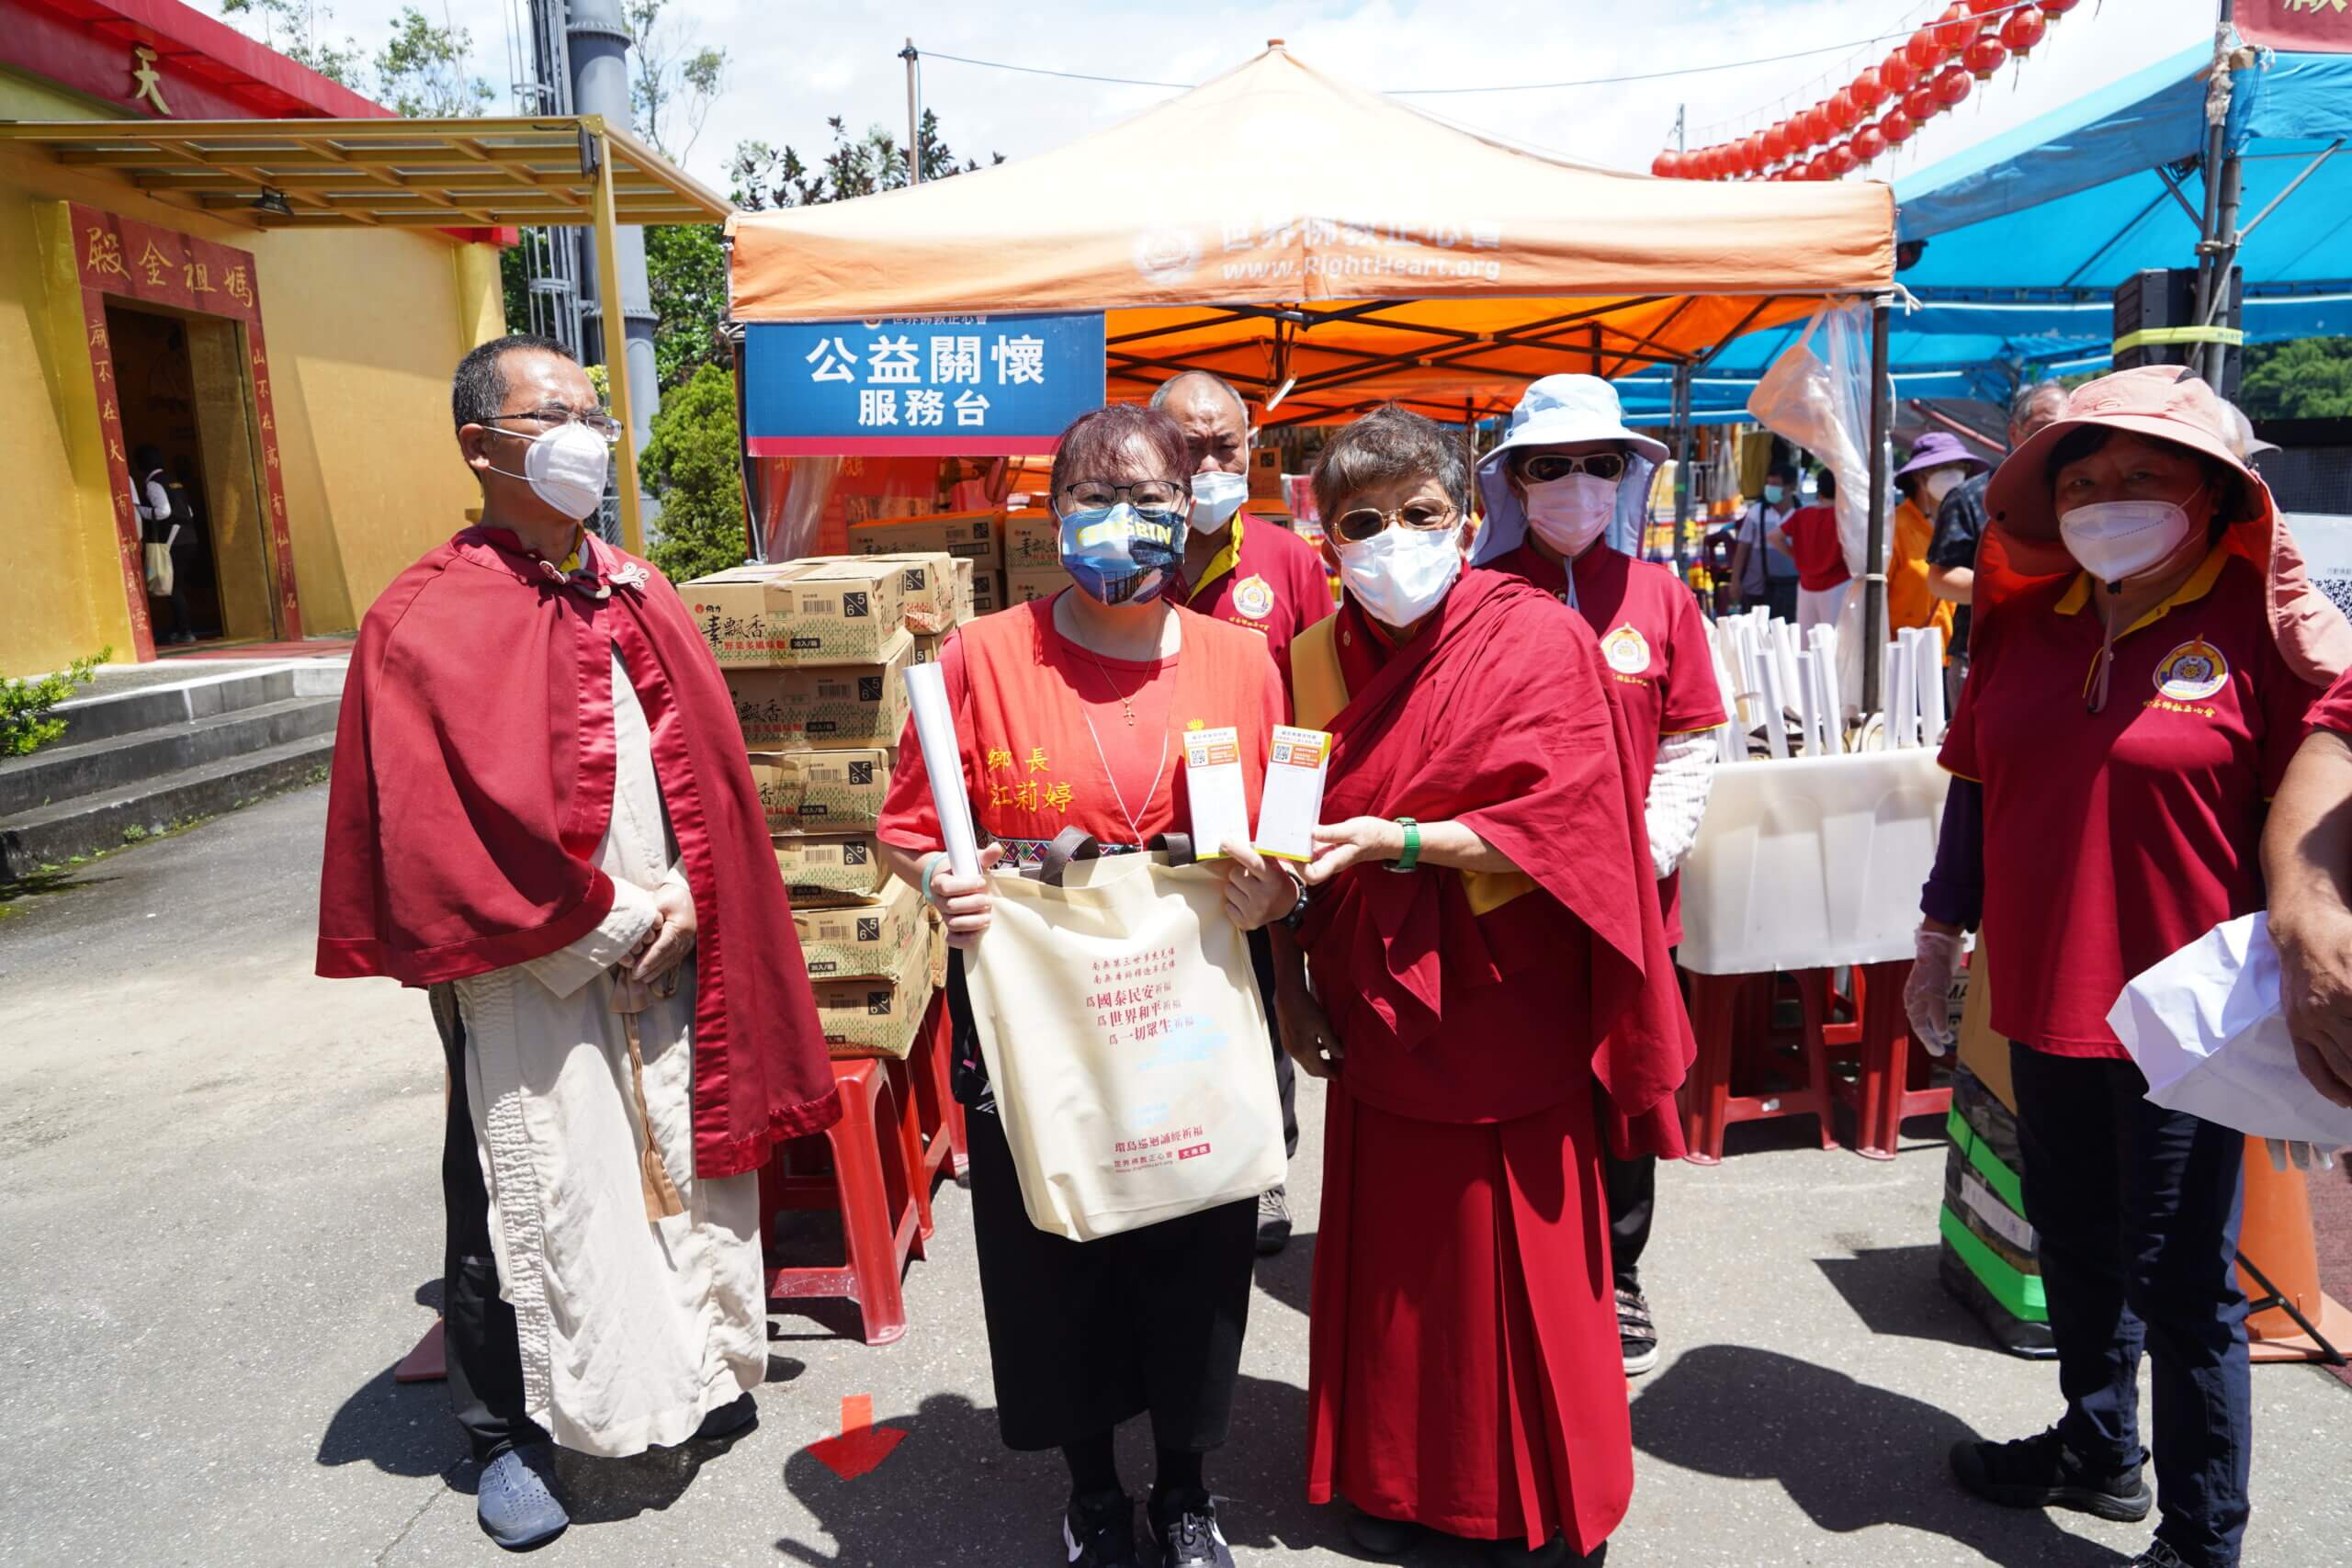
[[2041, 0, 2080, 13], [1806, 104, 1834, 144], [1828, 88, 1860, 132], [1931, 3, 1978, 52], [1763, 121, 1792, 163], [1745, 133, 1769, 175], [1879, 107, 1917, 146], [1935, 64, 1974, 107], [1882, 52, 1917, 96], [1906, 28, 1945, 71], [1904, 84, 1941, 122], [1851, 67, 1887, 113], [1690, 146, 1714, 179], [2003, 6, 2048, 54], [1652, 150, 1682, 178], [1963, 36, 2008, 79], [1823, 141, 1858, 177], [1965, 0, 2006, 14], [1852, 124, 1888, 163]]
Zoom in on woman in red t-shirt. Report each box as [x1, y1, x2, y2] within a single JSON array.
[[1774, 466, 1851, 636], [1915, 368, 2337, 1568], [876, 402, 1294, 1568]]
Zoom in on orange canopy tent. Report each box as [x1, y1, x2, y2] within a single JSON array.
[[727, 42, 1896, 427]]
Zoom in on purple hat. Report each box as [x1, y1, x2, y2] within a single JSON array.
[[1894, 430, 1992, 480]]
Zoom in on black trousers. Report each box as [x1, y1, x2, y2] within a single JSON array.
[[967, 1107, 1256, 1453], [2008, 1044, 2251, 1568], [431, 985, 545, 1463], [1250, 929, 1300, 1161], [1604, 1146, 1656, 1292]]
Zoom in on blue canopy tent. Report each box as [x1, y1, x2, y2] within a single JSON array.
[[1614, 43, 2352, 425]]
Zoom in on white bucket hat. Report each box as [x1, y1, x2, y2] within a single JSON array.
[[1471, 375, 1668, 568]]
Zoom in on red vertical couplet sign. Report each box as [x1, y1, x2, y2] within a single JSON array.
[[2237, 0, 2352, 53], [68, 202, 302, 649]]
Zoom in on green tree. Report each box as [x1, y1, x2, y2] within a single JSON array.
[[218, 0, 365, 85], [625, 0, 728, 160], [2239, 337, 2352, 421], [373, 5, 492, 118], [641, 363, 747, 582], [645, 222, 727, 391], [729, 111, 1001, 210]]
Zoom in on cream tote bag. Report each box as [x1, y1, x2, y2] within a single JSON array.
[[963, 830, 1284, 1242]]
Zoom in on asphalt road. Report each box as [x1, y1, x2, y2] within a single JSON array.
[[2, 788, 2345, 1567]]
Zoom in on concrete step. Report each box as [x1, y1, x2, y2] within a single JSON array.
[[0, 732, 335, 882], [45, 660, 345, 748], [0, 694, 341, 819]]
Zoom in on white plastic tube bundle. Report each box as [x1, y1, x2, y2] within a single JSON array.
[[903, 662, 980, 878], [1916, 625, 1948, 743]]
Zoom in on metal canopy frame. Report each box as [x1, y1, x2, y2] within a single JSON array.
[[1098, 293, 1797, 429], [0, 113, 736, 552]]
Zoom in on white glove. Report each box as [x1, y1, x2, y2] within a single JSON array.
[[2266, 1138, 2339, 1173], [1905, 926, 1964, 1057]]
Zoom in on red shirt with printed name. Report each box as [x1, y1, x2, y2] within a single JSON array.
[[1939, 549, 2324, 1058], [877, 593, 1283, 862], [1494, 542, 1726, 943], [1172, 511, 1336, 696]]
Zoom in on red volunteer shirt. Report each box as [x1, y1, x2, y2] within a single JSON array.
[[877, 594, 1283, 863], [1939, 549, 2324, 1057], [2307, 662, 2352, 737], [1777, 504, 1851, 592], [1173, 511, 1335, 694], [1493, 542, 1726, 943]]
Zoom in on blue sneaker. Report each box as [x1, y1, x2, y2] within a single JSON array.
[[477, 1443, 568, 1551]]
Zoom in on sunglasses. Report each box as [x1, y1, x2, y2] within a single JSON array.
[[1517, 452, 1628, 484], [1332, 502, 1458, 544]]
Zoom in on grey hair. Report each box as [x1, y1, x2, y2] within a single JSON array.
[[1311, 405, 1470, 523], [2009, 379, 2066, 427], [1149, 369, 1251, 423], [452, 333, 575, 433]]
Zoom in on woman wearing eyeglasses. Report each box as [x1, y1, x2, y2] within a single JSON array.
[[1273, 407, 1693, 1566], [875, 402, 1296, 1568], [1467, 375, 1724, 1388]]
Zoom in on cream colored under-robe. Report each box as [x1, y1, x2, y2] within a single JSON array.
[[454, 647, 765, 1459]]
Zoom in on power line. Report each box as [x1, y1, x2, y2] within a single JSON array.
[[915, 49, 1192, 92]]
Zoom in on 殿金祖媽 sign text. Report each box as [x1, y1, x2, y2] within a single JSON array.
[[743, 313, 1107, 457]]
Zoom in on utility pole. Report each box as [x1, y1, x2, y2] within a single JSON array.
[[901, 39, 922, 186], [2191, 0, 2239, 386]]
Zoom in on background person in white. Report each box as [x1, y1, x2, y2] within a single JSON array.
[[1730, 462, 1803, 620]]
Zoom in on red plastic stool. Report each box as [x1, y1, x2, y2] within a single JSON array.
[[1829, 959, 1953, 1159], [906, 990, 968, 1182], [760, 1057, 924, 1347], [1679, 969, 1841, 1165]]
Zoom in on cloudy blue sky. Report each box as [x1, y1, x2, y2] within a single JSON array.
[[189, 0, 2221, 197]]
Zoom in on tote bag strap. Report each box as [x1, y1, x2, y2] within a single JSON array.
[[1030, 826, 1198, 886]]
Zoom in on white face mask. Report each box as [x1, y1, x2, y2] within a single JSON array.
[[2058, 494, 2202, 585], [1189, 469, 1248, 534], [1337, 522, 1464, 628], [1922, 468, 1963, 505], [484, 421, 611, 521], [1522, 473, 1618, 558]]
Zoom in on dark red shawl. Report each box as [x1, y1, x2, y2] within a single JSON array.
[[316, 527, 839, 1177], [1301, 567, 1692, 1156]]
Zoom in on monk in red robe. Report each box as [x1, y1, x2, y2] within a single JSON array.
[[1272, 408, 1692, 1566]]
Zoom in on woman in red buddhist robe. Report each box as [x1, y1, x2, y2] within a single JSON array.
[[1270, 408, 1694, 1566]]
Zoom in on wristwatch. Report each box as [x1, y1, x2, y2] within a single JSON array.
[[1278, 874, 1311, 931], [1385, 817, 1422, 874]]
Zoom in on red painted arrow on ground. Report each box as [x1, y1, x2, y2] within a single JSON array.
[[807, 1394, 907, 1480]]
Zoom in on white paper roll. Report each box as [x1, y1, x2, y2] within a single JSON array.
[[1917, 625, 1948, 742], [1794, 650, 1824, 756], [903, 661, 981, 878]]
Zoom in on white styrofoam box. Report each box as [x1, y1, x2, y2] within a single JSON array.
[[1678, 748, 1951, 976]]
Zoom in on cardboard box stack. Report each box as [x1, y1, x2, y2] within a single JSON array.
[[850, 509, 1007, 631], [683, 552, 950, 1059], [1002, 507, 1067, 608]]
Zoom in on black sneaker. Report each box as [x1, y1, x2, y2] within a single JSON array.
[[1064, 1488, 1141, 1566], [1256, 1183, 1293, 1255], [2125, 1543, 2191, 1568], [1950, 1429, 2151, 1522], [1346, 1505, 1420, 1559], [1616, 1284, 1659, 1377], [1149, 1489, 1236, 1568]]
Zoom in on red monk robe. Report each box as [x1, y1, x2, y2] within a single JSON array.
[[316, 525, 840, 1175], [1290, 567, 1692, 1556]]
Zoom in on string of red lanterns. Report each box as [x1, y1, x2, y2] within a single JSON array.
[[1651, 0, 2071, 182]]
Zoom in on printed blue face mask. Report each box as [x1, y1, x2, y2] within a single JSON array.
[[1057, 502, 1187, 606]]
